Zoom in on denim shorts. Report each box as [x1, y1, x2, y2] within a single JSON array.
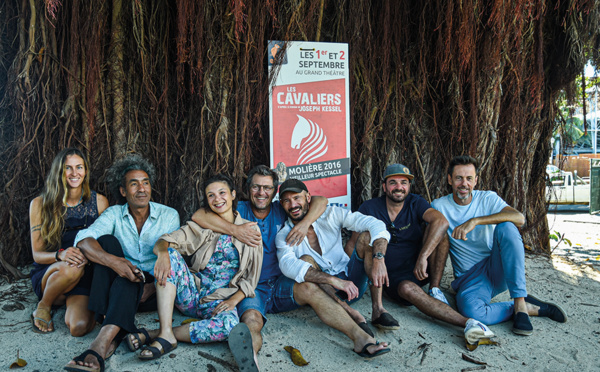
[[334, 248, 369, 304], [236, 274, 300, 325]]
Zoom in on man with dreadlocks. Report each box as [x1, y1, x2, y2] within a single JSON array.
[[65, 154, 180, 372]]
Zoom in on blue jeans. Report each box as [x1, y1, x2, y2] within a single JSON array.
[[451, 222, 527, 325], [236, 274, 299, 325]]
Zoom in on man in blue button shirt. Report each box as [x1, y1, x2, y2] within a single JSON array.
[[65, 155, 179, 372], [193, 166, 389, 371]]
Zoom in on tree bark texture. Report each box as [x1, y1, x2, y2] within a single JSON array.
[[0, 0, 599, 277]]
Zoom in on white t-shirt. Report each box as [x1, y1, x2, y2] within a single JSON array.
[[431, 190, 508, 278]]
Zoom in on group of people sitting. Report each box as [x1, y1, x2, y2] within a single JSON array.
[[30, 149, 568, 372]]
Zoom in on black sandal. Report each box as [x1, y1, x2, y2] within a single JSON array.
[[354, 342, 390, 359], [126, 328, 151, 352], [64, 349, 105, 372], [138, 337, 177, 360]]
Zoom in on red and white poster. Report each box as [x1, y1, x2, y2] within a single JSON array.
[[268, 41, 351, 209]]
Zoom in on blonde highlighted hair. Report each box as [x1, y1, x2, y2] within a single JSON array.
[[40, 148, 91, 250]]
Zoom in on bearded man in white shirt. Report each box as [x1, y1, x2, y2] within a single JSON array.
[[275, 179, 399, 334]]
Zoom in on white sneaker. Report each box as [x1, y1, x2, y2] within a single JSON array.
[[464, 318, 495, 345], [429, 287, 450, 305]]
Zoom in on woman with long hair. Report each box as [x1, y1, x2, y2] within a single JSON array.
[[126, 173, 262, 360], [29, 148, 109, 335]]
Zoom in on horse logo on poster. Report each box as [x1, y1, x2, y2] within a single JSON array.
[[291, 115, 328, 165]]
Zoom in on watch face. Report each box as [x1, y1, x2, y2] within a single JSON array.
[[373, 252, 384, 259]]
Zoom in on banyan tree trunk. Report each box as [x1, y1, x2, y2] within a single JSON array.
[[0, 0, 598, 278], [109, 0, 126, 158]]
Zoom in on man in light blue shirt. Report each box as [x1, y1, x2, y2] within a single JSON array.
[[432, 155, 567, 337], [73, 202, 179, 273], [66, 155, 179, 372]]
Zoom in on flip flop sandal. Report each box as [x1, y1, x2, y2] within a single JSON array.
[[64, 349, 105, 372], [228, 323, 258, 372], [31, 312, 54, 334], [354, 342, 390, 359], [138, 337, 177, 360], [126, 328, 151, 351]]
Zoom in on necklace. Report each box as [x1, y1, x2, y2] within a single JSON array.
[[66, 194, 83, 208]]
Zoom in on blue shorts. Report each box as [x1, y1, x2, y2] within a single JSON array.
[[30, 262, 94, 300], [335, 248, 369, 305], [236, 274, 300, 325]]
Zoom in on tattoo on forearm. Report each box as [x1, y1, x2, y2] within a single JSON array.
[[31, 224, 41, 232]]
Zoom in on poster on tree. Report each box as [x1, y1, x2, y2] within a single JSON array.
[[268, 41, 351, 209]]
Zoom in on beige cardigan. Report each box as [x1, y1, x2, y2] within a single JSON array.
[[158, 213, 263, 304]]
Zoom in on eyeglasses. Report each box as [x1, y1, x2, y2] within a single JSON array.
[[250, 184, 275, 192]]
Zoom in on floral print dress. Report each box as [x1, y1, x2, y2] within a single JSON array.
[[167, 234, 240, 343]]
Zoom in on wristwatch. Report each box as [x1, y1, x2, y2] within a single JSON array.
[[372, 252, 385, 260]]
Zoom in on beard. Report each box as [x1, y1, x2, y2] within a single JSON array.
[[455, 187, 471, 200], [286, 203, 309, 221], [385, 189, 407, 204]]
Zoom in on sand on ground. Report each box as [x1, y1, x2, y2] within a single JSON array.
[[1, 210, 599, 372]]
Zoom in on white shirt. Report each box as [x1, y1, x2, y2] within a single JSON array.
[[275, 206, 390, 283]]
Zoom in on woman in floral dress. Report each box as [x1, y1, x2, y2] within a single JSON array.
[[127, 173, 262, 359]]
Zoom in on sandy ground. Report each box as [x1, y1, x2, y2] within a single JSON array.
[[1, 209, 599, 372]]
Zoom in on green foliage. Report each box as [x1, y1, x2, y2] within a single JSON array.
[[554, 70, 599, 151], [550, 230, 572, 253]]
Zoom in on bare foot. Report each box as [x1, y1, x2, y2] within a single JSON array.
[[65, 350, 103, 370], [32, 304, 54, 333], [66, 326, 121, 369]]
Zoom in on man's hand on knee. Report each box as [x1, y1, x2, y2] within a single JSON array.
[[334, 278, 359, 301], [113, 257, 144, 282], [370, 259, 389, 287], [413, 257, 429, 281]]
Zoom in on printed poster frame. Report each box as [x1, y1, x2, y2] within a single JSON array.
[[268, 40, 351, 209]]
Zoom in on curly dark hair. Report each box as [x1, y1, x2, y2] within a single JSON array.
[[244, 165, 279, 194], [106, 154, 156, 204], [201, 173, 237, 212]]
